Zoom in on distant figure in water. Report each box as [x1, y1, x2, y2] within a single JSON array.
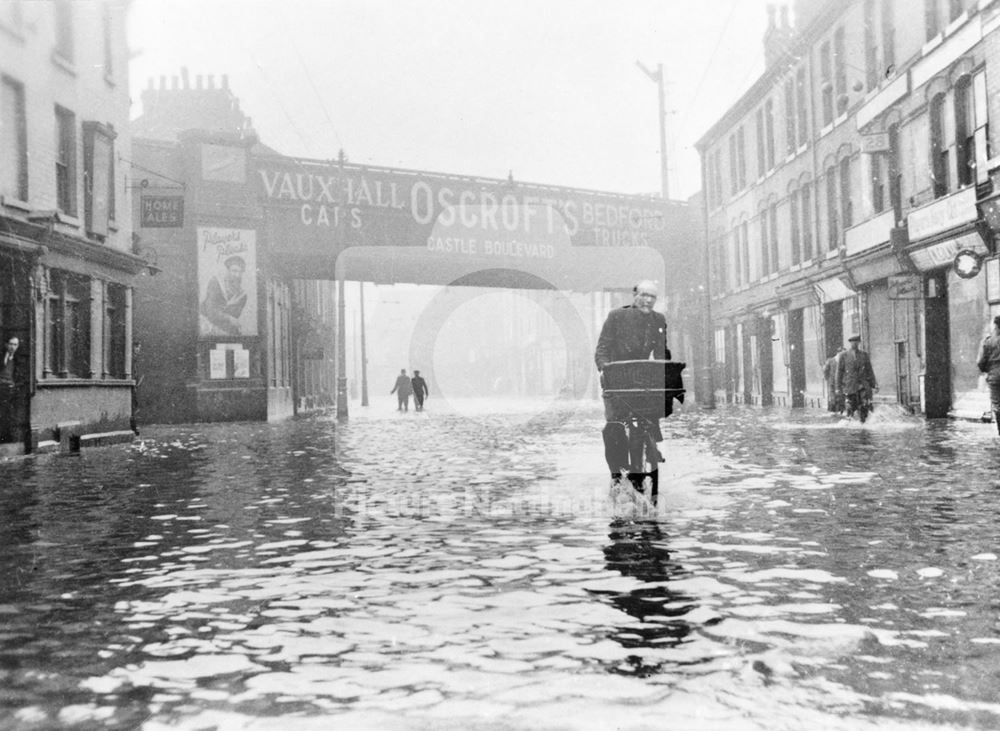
[[411, 370, 429, 411], [390, 368, 412, 411], [823, 347, 845, 414], [977, 315, 1000, 436]]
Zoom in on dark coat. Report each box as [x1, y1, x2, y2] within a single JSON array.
[[977, 333, 1000, 383], [594, 305, 670, 370], [391, 374, 412, 396], [836, 347, 876, 395], [411, 376, 428, 398]]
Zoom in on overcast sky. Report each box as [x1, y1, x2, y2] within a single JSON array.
[[128, 0, 774, 201]]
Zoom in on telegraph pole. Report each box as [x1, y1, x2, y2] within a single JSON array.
[[637, 61, 669, 199], [360, 281, 369, 406]]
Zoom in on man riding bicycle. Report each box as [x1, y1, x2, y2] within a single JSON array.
[[594, 280, 671, 488]]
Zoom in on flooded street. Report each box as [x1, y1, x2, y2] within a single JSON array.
[[3, 400, 1000, 730]]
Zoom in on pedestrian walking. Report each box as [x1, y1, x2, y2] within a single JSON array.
[[836, 334, 877, 423], [977, 314, 1000, 436], [0, 336, 21, 442], [390, 368, 413, 411], [411, 370, 429, 411], [823, 347, 845, 414]]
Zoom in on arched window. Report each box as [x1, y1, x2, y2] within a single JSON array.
[[929, 91, 948, 198]]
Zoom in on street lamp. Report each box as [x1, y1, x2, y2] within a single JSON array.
[[636, 60, 669, 200]]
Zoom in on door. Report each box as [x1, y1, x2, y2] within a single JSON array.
[[788, 308, 806, 408], [923, 271, 951, 418], [0, 258, 32, 445]]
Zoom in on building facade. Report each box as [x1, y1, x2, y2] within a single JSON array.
[[130, 73, 338, 424], [0, 1, 146, 454], [698, 0, 1000, 419]]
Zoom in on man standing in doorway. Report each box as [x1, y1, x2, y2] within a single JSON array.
[[0, 336, 21, 442], [836, 334, 877, 423], [411, 370, 429, 411]]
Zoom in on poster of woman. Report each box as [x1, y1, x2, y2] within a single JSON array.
[[198, 228, 258, 337]]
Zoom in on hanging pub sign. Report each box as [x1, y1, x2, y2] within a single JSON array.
[[140, 195, 184, 228]]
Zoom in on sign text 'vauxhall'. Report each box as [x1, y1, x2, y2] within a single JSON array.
[[257, 160, 676, 255]]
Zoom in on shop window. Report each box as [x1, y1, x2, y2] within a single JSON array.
[[929, 92, 949, 198], [105, 283, 126, 378], [53, 0, 74, 63], [0, 76, 27, 202], [55, 105, 76, 216], [47, 271, 90, 378], [83, 122, 116, 237]]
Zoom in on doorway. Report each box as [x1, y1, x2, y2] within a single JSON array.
[[923, 270, 951, 418]]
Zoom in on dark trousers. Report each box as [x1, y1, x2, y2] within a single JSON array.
[[414, 393, 425, 410], [0, 382, 17, 442], [397, 394, 409, 411], [989, 379, 1000, 435]]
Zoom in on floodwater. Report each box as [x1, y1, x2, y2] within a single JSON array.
[[2, 398, 1000, 730]]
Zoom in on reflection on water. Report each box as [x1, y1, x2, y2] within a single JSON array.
[[0, 402, 999, 729]]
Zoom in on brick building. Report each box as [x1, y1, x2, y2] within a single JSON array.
[[0, 1, 146, 454], [698, 0, 1000, 419]]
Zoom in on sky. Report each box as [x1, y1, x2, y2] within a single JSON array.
[[127, 0, 776, 202]]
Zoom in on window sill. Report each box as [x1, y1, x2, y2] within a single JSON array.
[[51, 51, 77, 76], [1, 195, 31, 212], [38, 377, 133, 387]]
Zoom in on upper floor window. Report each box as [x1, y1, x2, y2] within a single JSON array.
[[54, 0, 74, 63], [839, 157, 853, 229], [755, 107, 766, 178], [929, 91, 949, 198], [759, 210, 770, 276], [83, 122, 116, 237], [865, 0, 878, 91], [736, 126, 747, 190], [784, 78, 796, 154], [790, 187, 801, 265], [834, 27, 847, 117], [882, 0, 895, 74], [825, 166, 839, 250], [769, 203, 779, 274], [102, 3, 113, 79], [796, 67, 808, 142], [55, 105, 77, 216], [801, 182, 813, 262], [820, 41, 834, 126], [740, 221, 750, 285], [955, 76, 974, 187], [764, 98, 775, 169], [0, 76, 27, 202]]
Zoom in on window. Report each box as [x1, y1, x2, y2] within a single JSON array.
[[105, 283, 126, 378], [769, 203, 779, 274], [796, 67, 808, 142], [926, 0, 940, 40], [801, 182, 813, 261], [55, 106, 76, 216], [790, 188, 801, 265], [736, 126, 747, 190], [872, 150, 886, 214], [764, 98, 775, 169], [755, 108, 766, 178], [865, 0, 878, 91], [888, 124, 902, 218], [102, 3, 113, 79], [759, 211, 770, 276], [826, 166, 839, 250], [740, 221, 750, 284], [834, 27, 847, 117], [820, 41, 833, 126], [83, 122, 116, 237], [949, 0, 964, 22], [47, 271, 91, 378], [732, 229, 742, 288], [784, 78, 796, 154], [1, 76, 27, 201], [53, 0, 74, 62], [840, 157, 853, 229], [882, 0, 895, 74], [955, 76, 974, 187], [729, 134, 738, 195], [929, 92, 949, 198]]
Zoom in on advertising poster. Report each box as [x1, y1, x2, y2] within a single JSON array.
[[197, 227, 258, 337]]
